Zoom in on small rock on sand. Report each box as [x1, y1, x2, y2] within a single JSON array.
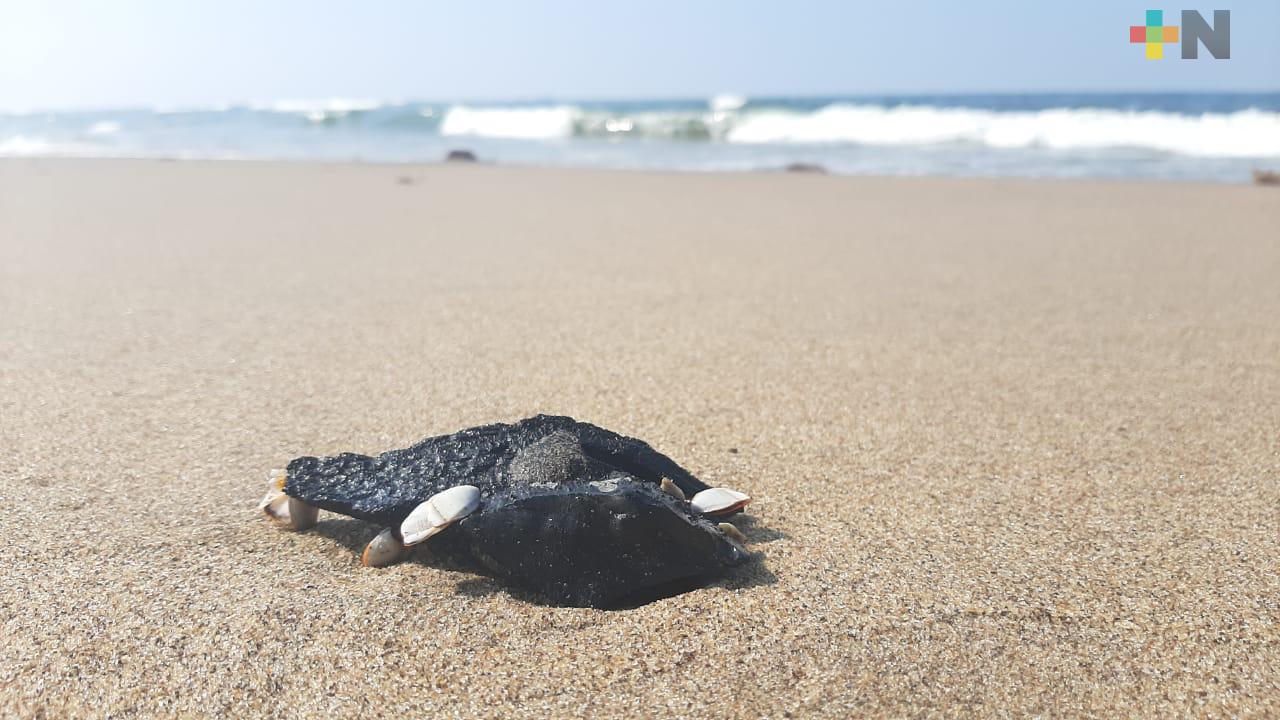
[[447, 149, 479, 163], [784, 162, 827, 174]]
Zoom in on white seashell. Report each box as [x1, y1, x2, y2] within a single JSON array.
[[258, 489, 280, 511], [261, 492, 291, 523], [401, 485, 481, 546], [287, 497, 319, 531], [659, 477, 687, 501], [718, 522, 748, 544], [361, 528, 406, 567], [690, 487, 751, 515]]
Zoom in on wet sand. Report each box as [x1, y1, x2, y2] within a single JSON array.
[[1, 159, 1278, 717]]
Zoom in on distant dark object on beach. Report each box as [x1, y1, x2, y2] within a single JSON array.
[[1253, 169, 1280, 186], [784, 162, 828, 174], [396, 176, 415, 185], [446, 149, 478, 163]]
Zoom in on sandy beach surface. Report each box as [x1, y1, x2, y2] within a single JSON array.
[[2, 159, 1278, 718]]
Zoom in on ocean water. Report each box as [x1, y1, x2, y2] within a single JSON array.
[[3, 93, 1278, 182]]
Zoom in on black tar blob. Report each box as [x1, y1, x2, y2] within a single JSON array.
[[284, 415, 750, 607]]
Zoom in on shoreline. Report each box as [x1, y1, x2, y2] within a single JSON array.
[[6, 90, 1279, 185], [2, 154, 1269, 187]]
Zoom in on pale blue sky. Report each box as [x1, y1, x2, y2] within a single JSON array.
[[1, 1, 1276, 111]]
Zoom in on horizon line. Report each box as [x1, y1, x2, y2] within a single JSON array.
[[6, 88, 1280, 116]]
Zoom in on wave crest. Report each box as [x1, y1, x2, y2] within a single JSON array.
[[426, 102, 1280, 157], [87, 121, 121, 136], [441, 106, 578, 139], [725, 104, 1280, 158]]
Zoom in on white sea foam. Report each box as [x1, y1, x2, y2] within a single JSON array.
[[710, 93, 747, 112], [251, 98, 384, 114], [440, 106, 578, 139], [3, 97, 1275, 179], [87, 121, 121, 136], [726, 104, 1280, 158], [245, 98, 384, 123], [0, 135, 111, 157], [577, 109, 714, 139], [0, 135, 55, 155], [152, 102, 233, 114]]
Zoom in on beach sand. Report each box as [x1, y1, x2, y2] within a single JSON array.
[[1, 159, 1278, 717]]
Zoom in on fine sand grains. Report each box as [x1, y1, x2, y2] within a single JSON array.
[[1, 159, 1278, 717]]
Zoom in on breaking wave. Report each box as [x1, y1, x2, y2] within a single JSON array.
[[4, 94, 1278, 178], [249, 98, 388, 124], [724, 105, 1280, 158], [0, 135, 112, 157], [250, 98, 385, 114], [86, 121, 121, 136], [440, 106, 578, 139], [0, 135, 57, 156], [430, 102, 1279, 157]]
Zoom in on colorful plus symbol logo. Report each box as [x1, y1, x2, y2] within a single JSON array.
[[1130, 10, 1180, 59]]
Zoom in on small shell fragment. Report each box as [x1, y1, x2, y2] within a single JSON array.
[[260, 492, 291, 523], [690, 487, 751, 516], [258, 470, 289, 518], [257, 489, 279, 511], [717, 522, 748, 544], [287, 497, 319, 531], [659, 477, 687, 501], [362, 528, 407, 567]]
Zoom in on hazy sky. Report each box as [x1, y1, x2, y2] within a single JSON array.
[[1, 0, 1276, 111]]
